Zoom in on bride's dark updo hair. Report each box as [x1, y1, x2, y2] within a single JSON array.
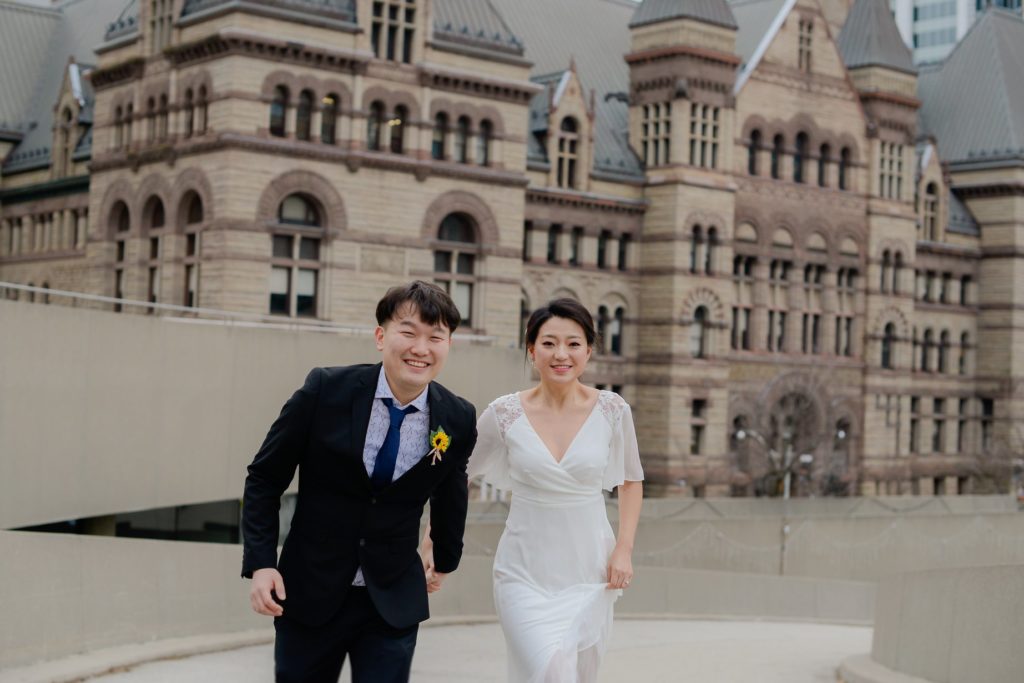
[[524, 298, 597, 348]]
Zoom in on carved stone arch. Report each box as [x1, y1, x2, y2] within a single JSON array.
[[754, 370, 830, 453], [876, 237, 908, 261], [141, 78, 171, 105], [803, 230, 829, 260], [421, 191, 499, 247], [682, 209, 726, 236], [476, 104, 505, 136], [596, 287, 633, 314], [872, 305, 910, 338], [360, 86, 420, 120], [261, 71, 296, 100], [99, 178, 137, 238], [681, 287, 726, 324], [257, 169, 347, 234], [317, 79, 353, 112], [771, 226, 795, 249], [171, 166, 215, 231], [788, 113, 823, 148], [741, 114, 769, 140], [179, 68, 213, 100], [134, 173, 174, 234], [429, 98, 456, 119], [550, 286, 581, 302], [836, 133, 861, 163]]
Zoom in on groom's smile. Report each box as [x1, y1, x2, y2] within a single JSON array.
[[375, 303, 452, 404]]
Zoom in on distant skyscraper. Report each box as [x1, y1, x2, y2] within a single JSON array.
[[890, 0, 1021, 63]]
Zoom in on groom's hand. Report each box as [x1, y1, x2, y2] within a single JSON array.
[[250, 568, 286, 617], [426, 569, 448, 594]]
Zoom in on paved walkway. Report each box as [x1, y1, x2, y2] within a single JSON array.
[[90, 619, 871, 682]]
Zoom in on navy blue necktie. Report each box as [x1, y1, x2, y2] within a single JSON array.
[[370, 398, 418, 490]]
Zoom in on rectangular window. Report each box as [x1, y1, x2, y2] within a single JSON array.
[[269, 266, 291, 315], [618, 234, 630, 271], [295, 268, 317, 317], [690, 424, 704, 455], [570, 227, 583, 266], [547, 224, 561, 264], [688, 103, 719, 169], [981, 398, 994, 451], [597, 230, 610, 269], [692, 399, 706, 418], [933, 398, 945, 453], [798, 19, 813, 73]]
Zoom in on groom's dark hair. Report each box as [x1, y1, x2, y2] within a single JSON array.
[[376, 280, 461, 332]]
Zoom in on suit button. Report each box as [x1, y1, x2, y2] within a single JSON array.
[[359, 538, 366, 547]]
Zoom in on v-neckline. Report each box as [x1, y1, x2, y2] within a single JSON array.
[[516, 391, 601, 466]]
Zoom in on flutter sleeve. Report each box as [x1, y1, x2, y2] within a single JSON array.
[[603, 401, 645, 492], [467, 402, 513, 492]]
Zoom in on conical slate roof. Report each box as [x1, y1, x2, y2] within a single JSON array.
[[837, 0, 915, 74], [918, 9, 1024, 166], [630, 0, 737, 30]]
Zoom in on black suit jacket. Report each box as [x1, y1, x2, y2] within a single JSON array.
[[241, 363, 477, 628]]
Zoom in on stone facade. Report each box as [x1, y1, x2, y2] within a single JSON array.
[[1, 0, 1021, 496]]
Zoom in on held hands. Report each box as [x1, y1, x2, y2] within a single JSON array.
[[250, 568, 286, 617], [420, 537, 448, 594], [606, 542, 634, 590]]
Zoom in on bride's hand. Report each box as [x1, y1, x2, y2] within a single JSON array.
[[606, 543, 634, 590]]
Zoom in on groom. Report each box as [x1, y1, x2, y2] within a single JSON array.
[[241, 281, 477, 683]]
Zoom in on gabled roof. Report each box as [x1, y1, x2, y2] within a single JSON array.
[[918, 9, 1024, 167], [837, 0, 915, 74], [491, 0, 643, 180], [948, 190, 980, 236], [432, 0, 524, 58], [181, 0, 355, 22], [2, 0, 128, 173], [630, 0, 737, 30], [729, 0, 795, 93], [0, 1, 61, 135]]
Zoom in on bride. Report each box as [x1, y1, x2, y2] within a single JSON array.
[[466, 298, 643, 682]]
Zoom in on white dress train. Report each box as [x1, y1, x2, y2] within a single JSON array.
[[468, 391, 644, 683]]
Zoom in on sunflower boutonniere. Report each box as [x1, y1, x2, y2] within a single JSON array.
[[427, 427, 451, 465]]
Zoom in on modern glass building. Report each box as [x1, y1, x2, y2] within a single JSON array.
[[890, 0, 1022, 63]]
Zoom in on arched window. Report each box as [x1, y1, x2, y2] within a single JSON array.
[[690, 225, 703, 273], [771, 134, 784, 179], [271, 194, 323, 318], [557, 117, 579, 189], [454, 115, 470, 163], [748, 129, 761, 175], [477, 119, 493, 166], [114, 106, 124, 149], [196, 86, 208, 134], [110, 200, 131, 235], [158, 94, 169, 140], [431, 112, 448, 160], [938, 330, 950, 373], [923, 182, 938, 240], [270, 86, 288, 137], [611, 306, 625, 355], [794, 132, 808, 183], [390, 105, 408, 154], [278, 194, 320, 226], [880, 250, 891, 293], [690, 306, 709, 358], [882, 323, 895, 369], [180, 191, 204, 308], [321, 94, 339, 144], [705, 227, 718, 274], [839, 147, 851, 190], [183, 89, 194, 138], [434, 213, 478, 327], [959, 332, 969, 375], [146, 97, 156, 141], [922, 328, 933, 372], [143, 196, 165, 232], [597, 306, 609, 353], [818, 144, 830, 187], [893, 252, 903, 294], [60, 108, 74, 175], [367, 101, 385, 151], [296, 90, 313, 142]]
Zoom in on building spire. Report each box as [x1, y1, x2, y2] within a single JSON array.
[[838, 0, 915, 74]]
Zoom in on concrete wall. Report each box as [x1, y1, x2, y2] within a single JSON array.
[[0, 299, 530, 530], [839, 564, 1024, 683], [0, 530, 875, 671]]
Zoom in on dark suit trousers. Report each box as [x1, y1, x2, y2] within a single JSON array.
[[274, 587, 419, 683]]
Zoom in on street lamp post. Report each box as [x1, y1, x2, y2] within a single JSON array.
[[735, 428, 815, 499]]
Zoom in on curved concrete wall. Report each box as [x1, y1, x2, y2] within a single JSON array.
[[0, 530, 875, 671], [841, 564, 1024, 683], [0, 300, 529, 529]]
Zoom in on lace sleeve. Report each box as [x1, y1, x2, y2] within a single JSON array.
[[601, 394, 645, 492], [466, 399, 513, 491]]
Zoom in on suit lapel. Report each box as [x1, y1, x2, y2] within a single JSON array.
[[350, 363, 381, 488]]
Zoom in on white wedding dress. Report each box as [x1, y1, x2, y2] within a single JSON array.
[[468, 391, 644, 683]]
